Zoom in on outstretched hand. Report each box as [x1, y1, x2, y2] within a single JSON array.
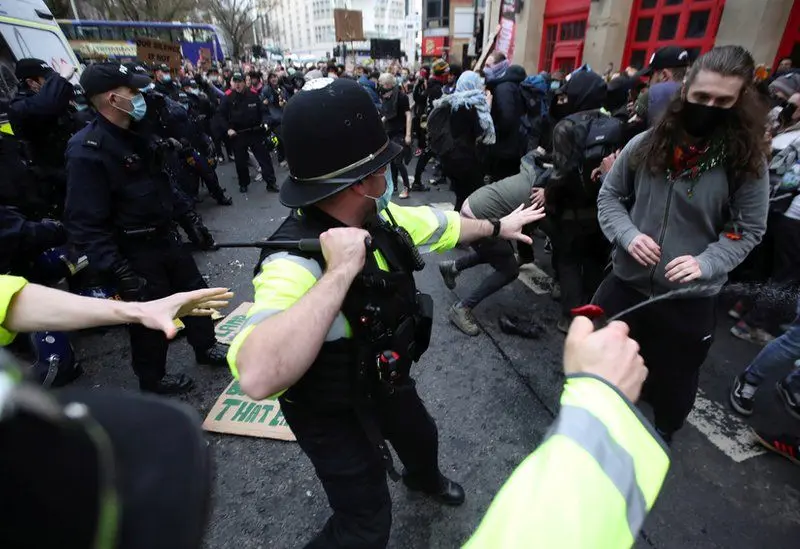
[[137, 287, 234, 339], [499, 204, 546, 244]]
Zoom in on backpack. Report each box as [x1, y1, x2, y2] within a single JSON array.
[[426, 104, 456, 160], [518, 75, 550, 154], [547, 111, 624, 209]]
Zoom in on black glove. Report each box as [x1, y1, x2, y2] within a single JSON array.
[[112, 262, 147, 302], [33, 219, 68, 249], [177, 211, 216, 251]]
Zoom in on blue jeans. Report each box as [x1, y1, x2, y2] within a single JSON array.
[[744, 298, 800, 391]]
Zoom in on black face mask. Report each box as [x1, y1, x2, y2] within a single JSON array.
[[550, 100, 571, 121], [681, 100, 732, 138]]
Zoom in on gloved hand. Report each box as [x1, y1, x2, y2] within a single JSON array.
[[167, 137, 184, 151], [177, 211, 216, 251], [112, 262, 148, 302], [35, 219, 68, 249]]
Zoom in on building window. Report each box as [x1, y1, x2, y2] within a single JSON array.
[[540, 18, 586, 72], [623, 0, 724, 69], [424, 0, 450, 29]]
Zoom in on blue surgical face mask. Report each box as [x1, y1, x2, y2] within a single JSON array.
[[550, 81, 561, 91], [162, 74, 172, 83], [74, 103, 88, 111], [366, 169, 393, 212], [113, 92, 147, 121]]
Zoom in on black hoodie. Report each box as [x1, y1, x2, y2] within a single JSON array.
[[486, 64, 527, 159], [562, 70, 607, 114], [547, 70, 613, 212]]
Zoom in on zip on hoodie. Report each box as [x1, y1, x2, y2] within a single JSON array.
[[650, 179, 676, 296]]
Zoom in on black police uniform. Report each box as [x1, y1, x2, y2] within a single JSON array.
[[236, 78, 464, 548], [260, 208, 453, 548], [64, 64, 227, 392], [8, 59, 75, 215], [163, 92, 231, 205], [217, 83, 277, 191]]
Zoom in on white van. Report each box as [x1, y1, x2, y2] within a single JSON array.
[[0, 0, 80, 111]]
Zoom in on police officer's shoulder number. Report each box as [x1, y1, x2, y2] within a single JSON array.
[[82, 126, 104, 150]]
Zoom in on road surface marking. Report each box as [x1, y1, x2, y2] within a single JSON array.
[[512, 271, 767, 463], [687, 390, 766, 462], [517, 263, 552, 295]]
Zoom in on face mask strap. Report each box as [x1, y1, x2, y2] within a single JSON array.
[[110, 92, 134, 117]]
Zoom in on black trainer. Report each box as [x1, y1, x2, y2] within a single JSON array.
[[140, 373, 193, 395], [266, 182, 279, 193], [216, 193, 233, 205], [729, 374, 757, 416], [776, 379, 800, 420], [239, 185, 248, 193], [195, 342, 230, 367], [438, 260, 458, 290], [402, 471, 465, 506]]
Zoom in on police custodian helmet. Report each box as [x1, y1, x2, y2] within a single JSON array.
[[279, 77, 402, 208]]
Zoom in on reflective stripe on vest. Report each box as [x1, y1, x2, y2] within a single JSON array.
[[547, 404, 647, 538]]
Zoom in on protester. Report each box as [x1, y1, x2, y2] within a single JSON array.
[[595, 45, 769, 444], [377, 73, 413, 198], [430, 70, 495, 211], [632, 46, 691, 127], [485, 64, 526, 181]]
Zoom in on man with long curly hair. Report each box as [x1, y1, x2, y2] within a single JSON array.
[[594, 45, 770, 444]]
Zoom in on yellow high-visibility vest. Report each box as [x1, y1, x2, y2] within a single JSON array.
[[0, 275, 29, 346], [465, 374, 670, 549]]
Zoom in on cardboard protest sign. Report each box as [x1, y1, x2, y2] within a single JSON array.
[[203, 379, 295, 441], [204, 302, 295, 441], [214, 302, 252, 344], [136, 37, 182, 70]]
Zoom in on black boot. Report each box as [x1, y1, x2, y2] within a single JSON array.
[[195, 342, 230, 366], [402, 471, 465, 506], [215, 192, 233, 206], [266, 181, 279, 193], [140, 373, 193, 395], [239, 185, 248, 193]]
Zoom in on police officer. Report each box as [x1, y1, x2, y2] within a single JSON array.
[[8, 58, 77, 215], [153, 63, 178, 98], [64, 63, 230, 395], [217, 71, 278, 193], [129, 64, 233, 207], [227, 78, 544, 548]]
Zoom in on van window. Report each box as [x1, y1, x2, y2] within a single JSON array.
[[0, 23, 78, 84], [0, 34, 18, 105]]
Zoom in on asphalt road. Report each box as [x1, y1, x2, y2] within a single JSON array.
[[69, 157, 800, 548]]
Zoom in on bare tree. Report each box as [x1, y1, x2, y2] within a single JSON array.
[[204, 0, 255, 59], [82, 0, 199, 22], [44, 0, 72, 18]]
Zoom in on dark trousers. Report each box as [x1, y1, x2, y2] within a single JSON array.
[[231, 131, 276, 188], [412, 116, 426, 150], [449, 169, 483, 212], [123, 237, 217, 384], [214, 135, 233, 159], [388, 135, 410, 191], [182, 152, 226, 200], [280, 382, 440, 549], [414, 148, 434, 184], [455, 238, 519, 309], [592, 274, 716, 434], [546, 216, 609, 319], [486, 156, 519, 182]]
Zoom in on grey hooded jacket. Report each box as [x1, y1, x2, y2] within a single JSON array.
[[597, 131, 769, 297]]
